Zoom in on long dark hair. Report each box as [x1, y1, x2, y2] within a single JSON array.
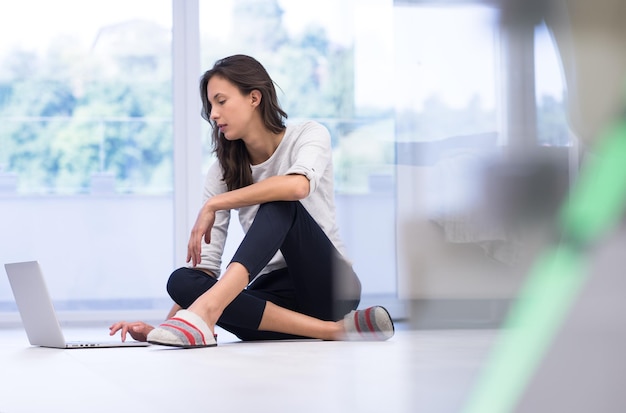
[[200, 55, 287, 191]]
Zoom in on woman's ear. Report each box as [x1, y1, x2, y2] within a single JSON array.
[[250, 90, 262, 107]]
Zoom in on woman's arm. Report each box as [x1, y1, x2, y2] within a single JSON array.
[[187, 174, 309, 266], [194, 163, 232, 276], [207, 174, 309, 212]]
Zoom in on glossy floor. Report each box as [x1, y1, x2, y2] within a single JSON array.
[[0, 325, 497, 413]]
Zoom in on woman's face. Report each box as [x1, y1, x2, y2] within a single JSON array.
[[206, 75, 258, 141]]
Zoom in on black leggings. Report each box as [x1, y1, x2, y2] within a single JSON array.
[[166, 201, 362, 341]]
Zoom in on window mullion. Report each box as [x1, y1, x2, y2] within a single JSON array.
[[173, 0, 202, 268]]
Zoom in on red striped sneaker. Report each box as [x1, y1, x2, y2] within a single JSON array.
[[344, 306, 395, 341], [147, 309, 217, 348]]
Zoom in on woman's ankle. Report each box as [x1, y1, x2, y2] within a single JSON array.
[[330, 320, 347, 341], [187, 302, 221, 332]]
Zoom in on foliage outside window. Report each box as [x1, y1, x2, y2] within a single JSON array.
[[0, 19, 172, 194]]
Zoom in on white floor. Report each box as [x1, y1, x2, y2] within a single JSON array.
[[0, 325, 498, 413]]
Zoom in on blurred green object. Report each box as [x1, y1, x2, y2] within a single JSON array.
[[560, 120, 626, 245], [462, 244, 586, 413], [462, 119, 626, 413]]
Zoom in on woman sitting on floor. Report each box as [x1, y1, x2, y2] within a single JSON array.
[[109, 54, 394, 347]]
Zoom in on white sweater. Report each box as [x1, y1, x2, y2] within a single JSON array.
[[193, 121, 350, 278]]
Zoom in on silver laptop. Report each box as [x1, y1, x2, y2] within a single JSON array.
[[4, 261, 150, 349]]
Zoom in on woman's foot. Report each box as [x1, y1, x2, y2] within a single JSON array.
[[147, 309, 217, 348], [342, 306, 395, 341]]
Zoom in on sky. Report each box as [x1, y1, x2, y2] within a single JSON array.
[[0, 0, 353, 52], [0, 0, 172, 53]]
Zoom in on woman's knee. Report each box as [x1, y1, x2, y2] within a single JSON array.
[[256, 200, 298, 221], [166, 267, 216, 308]]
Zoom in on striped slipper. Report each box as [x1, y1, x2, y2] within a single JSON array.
[[344, 306, 395, 341], [147, 309, 217, 348]]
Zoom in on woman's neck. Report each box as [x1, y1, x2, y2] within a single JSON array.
[[244, 128, 285, 165]]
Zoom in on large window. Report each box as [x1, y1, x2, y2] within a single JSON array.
[[1, 0, 571, 322], [0, 0, 174, 314], [0, 0, 399, 320], [199, 0, 398, 296], [394, 2, 572, 305]]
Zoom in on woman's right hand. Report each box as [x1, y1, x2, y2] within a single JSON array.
[[109, 321, 154, 342], [187, 205, 216, 267]]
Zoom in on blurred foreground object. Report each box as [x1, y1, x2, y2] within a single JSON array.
[[462, 0, 626, 411], [463, 120, 626, 413]]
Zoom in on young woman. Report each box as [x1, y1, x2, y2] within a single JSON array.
[[109, 54, 394, 347]]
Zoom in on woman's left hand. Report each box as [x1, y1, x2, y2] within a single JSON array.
[[187, 206, 216, 267], [109, 321, 154, 342]]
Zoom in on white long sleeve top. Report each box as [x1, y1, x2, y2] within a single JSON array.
[[192, 120, 350, 278]]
